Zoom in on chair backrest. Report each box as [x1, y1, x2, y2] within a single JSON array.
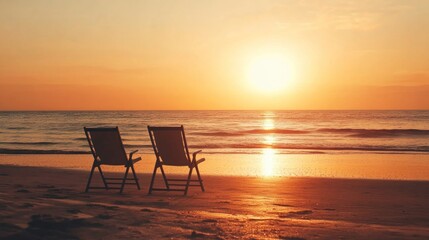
[[148, 126, 191, 166], [84, 127, 128, 165]]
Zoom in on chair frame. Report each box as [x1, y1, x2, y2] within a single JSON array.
[[147, 125, 205, 195], [84, 127, 141, 193]]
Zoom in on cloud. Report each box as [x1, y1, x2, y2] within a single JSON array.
[[391, 72, 429, 85], [229, 0, 417, 32]]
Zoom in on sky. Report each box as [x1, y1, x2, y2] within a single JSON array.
[[0, 0, 428, 110]]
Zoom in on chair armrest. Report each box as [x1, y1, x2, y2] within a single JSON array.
[[129, 150, 139, 160], [132, 157, 142, 164], [192, 150, 202, 160], [126, 157, 142, 167], [195, 158, 205, 165]]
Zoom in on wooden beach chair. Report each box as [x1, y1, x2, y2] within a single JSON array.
[[147, 125, 205, 195], [84, 127, 141, 193]]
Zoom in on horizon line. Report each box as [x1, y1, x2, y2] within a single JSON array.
[[1, 109, 429, 112]]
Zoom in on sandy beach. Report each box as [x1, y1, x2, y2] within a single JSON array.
[[1, 164, 429, 239]]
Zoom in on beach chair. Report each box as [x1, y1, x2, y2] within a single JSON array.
[[84, 127, 141, 193], [147, 125, 205, 195]]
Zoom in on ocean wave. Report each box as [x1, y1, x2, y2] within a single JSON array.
[[73, 137, 87, 141], [78, 144, 151, 149], [192, 129, 310, 136], [123, 144, 152, 149], [317, 128, 429, 138], [188, 144, 429, 153], [0, 141, 59, 145], [6, 127, 30, 130], [0, 149, 88, 154], [192, 128, 429, 138]]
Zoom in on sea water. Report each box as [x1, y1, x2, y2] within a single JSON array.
[[0, 110, 428, 154]]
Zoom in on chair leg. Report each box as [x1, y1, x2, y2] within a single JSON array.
[[184, 167, 193, 196], [195, 164, 205, 192], [97, 165, 108, 190], [85, 163, 96, 193], [130, 164, 140, 190], [120, 166, 130, 193], [159, 165, 169, 190], [148, 164, 158, 194]]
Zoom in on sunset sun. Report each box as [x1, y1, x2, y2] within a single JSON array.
[[246, 53, 293, 93]]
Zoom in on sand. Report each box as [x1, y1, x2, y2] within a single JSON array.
[[1, 164, 429, 239]]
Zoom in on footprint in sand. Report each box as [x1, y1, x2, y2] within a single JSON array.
[[47, 188, 73, 193], [313, 207, 336, 211], [86, 203, 119, 211], [280, 236, 306, 240], [289, 210, 313, 215], [97, 214, 113, 220], [66, 209, 81, 214], [129, 219, 151, 226], [189, 230, 218, 239], [279, 210, 313, 218], [19, 203, 34, 209], [36, 184, 55, 189], [16, 214, 104, 239], [201, 219, 217, 223], [42, 193, 69, 199], [273, 203, 294, 207], [323, 208, 336, 211], [114, 200, 169, 207], [42, 188, 75, 199], [16, 189, 30, 193], [0, 223, 22, 237], [141, 208, 154, 212], [0, 203, 9, 210]]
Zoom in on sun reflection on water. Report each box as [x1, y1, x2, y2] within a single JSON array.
[[263, 119, 274, 130], [263, 135, 276, 146], [261, 112, 277, 177], [262, 148, 277, 177]]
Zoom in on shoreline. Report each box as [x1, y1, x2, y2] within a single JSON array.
[[2, 163, 429, 184], [1, 150, 429, 154], [1, 165, 429, 239], [2, 153, 429, 181]]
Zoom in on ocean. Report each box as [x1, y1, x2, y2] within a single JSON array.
[[0, 110, 428, 155]]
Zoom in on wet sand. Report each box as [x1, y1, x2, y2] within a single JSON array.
[[1, 165, 429, 239], [2, 153, 429, 180]]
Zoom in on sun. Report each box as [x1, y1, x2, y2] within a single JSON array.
[[246, 53, 293, 93]]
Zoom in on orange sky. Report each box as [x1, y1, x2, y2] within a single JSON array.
[[1, 0, 428, 110]]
